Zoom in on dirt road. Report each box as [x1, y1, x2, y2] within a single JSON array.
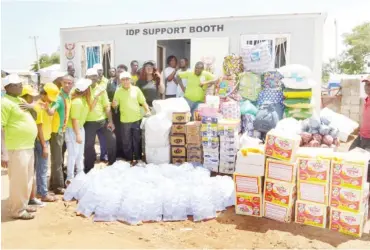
[[1, 168, 370, 249]]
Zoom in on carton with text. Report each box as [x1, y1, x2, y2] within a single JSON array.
[[264, 129, 301, 162], [298, 181, 329, 205], [295, 200, 328, 228], [264, 179, 296, 208], [297, 157, 331, 184], [329, 183, 369, 213], [264, 201, 295, 223], [234, 173, 263, 195], [235, 146, 265, 176], [329, 207, 367, 237], [265, 158, 297, 183], [235, 192, 263, 217], [331, 159, 369, 190]]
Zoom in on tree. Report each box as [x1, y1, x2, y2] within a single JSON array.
[[30, 52, 60, 72], [322, 58, 338, 83], [339, 22, 370, 74]]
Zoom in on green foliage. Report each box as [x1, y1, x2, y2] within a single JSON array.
[[30, 52, 60, 72]]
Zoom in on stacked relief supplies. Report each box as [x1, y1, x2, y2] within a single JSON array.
[[218, 119, 240, 174], [279, 64, 316, 120], [201, 115, 220, 172], [328, 150, 370, 237], [170, 112, 190, 165], [185, 121, 202, 166]]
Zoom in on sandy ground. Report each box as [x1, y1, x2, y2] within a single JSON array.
[[2, 139, 370, 249]]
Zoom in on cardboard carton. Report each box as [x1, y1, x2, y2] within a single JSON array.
[[264, 201, 295, 223], [329, 207, 367, 237], [171, 124, 186, 134], [171, 146, 186, 158], [298, 181, 329, 205], [171, 156, 186, 165], [187, 144, 202, 151], [170, 134, 186, 146], [187, 154, 202, 164], [172, 112, 191, 124], [297, 157, 331, 184], [235, 192, 263, 217], [235, 147, 265, 176], [234, 173, 262, 195], [185, 121, 201, 136], [264, 179, 296, 208], [219, 163, 235, 174], [265, 129, 301, 162], [203, 162, 219, 172], [265, 158, 297, 183], [187, 134, 202, 144], [331, 159, 369, 190], [201, 116, 219, 124], [329, 184, 369, 213], [295, 200, 328, 228]]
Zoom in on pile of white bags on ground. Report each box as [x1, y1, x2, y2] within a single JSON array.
[[64, 162, 235, 224]]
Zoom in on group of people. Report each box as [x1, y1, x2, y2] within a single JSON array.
[[1, 55, 218, 220]]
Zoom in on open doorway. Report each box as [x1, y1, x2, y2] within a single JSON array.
[[157, 39, 191, 72]]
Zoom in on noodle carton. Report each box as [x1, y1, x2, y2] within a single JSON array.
[[298, 181, 329, 205], [264, 179, 296, 208], [264, 129, 301, 162], [265, 158, 297, 183], [235, 192, 263, 217], [329, 207, 368, 237], [264, 201, 295, 223], [297, 157, 331, 184], [331, 156, 369, 190], [329, 183, 369, 213], [295, 200, 328, 228], [234, 173, 263, 195]]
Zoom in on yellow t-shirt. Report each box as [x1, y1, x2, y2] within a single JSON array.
[[51, 89, 71, 133], [113, 86, 145, 123], [86, 85, 110, 122], [67, 97, 89, 128], [35, 100, 53, 141], [1, 94, 38, 150], [97, 77, 108, 89], [178, 71, 215, 102], [131, 75, 138, 86]]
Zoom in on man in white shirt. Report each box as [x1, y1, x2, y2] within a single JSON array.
[[164, 55, 178, 99], [176, 58, 190, 98]]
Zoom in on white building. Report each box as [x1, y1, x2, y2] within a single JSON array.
[[60, 13, 326, 108]]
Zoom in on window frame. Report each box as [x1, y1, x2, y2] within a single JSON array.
[[78, 41, 115, 73]]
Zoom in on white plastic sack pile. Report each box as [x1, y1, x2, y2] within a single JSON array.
[[64, 162, 235, 224], [152, 97, 190, 120], [145, 112, 172, 148]]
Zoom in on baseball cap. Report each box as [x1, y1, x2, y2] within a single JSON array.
[[21, 84, 38, 97], [143, 60, 156, 67], [119, 72, 132, 79], [3, 74, 22, 87], [362, 75, 370, 83], [75, 78, 92, 92], [93, 63, 103, 70], [43, 83, 60, 102], [86, 68, 98, 76], [51, 71, 67, 82]]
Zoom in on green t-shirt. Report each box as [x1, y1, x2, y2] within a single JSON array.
[[86, 85, 110, 122], [67, 97, 89, 128], [178, 71, 215, 102], [113, 86, 146, 123], [1, 94, 38, 150]]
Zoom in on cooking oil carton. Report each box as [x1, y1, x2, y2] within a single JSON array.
[[298, 181, 330, 205], [234, 173, 263, 195], [329, 207, 368, 237], [264, 201, 295, 223], [264, 129, 301, 162], [265, 158, 297, 183], [297, 157, 331, 184], [329, 183, 369, 213], [264, 179, 296, 208], [235, 192, 263, 217], [295, 200, 328, 228]]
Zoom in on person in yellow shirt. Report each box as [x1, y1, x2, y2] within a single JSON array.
[[1, 74, 38, 220], [34, 83, 60, 202], [177, 61, 217, 119], [84, 68, 116, 173], [65, 78, 92, 185], [130, 60, 139, 85], [112, 72, 150, 163], [93, 63, 108, 89]]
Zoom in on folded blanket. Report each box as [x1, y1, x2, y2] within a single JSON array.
[[283, 88, 312, 99], [283, 98, 312, 109], [284, 107, 312, 119]]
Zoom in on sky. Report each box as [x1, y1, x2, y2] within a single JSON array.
[[1, 0, 369, 70]]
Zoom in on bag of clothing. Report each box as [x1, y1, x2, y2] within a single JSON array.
[[241, 114, 255, 136], [238, 72, 261, 101], [240, 41, 273, 74], [223, 55, 244, 76], [240, 100, 258, 116], [253, 102, 279, 133], [257, 88, 284, 106], [262, 71, 284, 88]]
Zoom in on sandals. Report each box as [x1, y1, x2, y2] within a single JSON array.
[[16, 212, 35, 220], [53, 188, 65, 195], [41, 194, 57, 202], [26, 207, 37, 213]]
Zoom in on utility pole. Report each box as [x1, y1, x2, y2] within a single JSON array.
[[334, 19, 338, 73], [29, 36, 40, 71]]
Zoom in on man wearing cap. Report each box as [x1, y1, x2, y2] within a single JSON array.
[[84, 68, 116, 173], [112, 72, 150, 163], [1, 74, 38, 220], [93, 63, 108, 89], [47, 75, 73, 195], [34, 83, 60, 202], [350, 75, 370, 181]]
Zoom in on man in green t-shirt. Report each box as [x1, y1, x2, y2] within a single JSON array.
[[177, 61, 217, 118]]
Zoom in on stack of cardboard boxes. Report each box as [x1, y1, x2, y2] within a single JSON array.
[[170, 112, 190, 165], [263, 130, 301, 223], [201, 116, 220, 172], [185, 121, 202, 166], [218, 119, 240, 174], [328, 153, 369, 237]]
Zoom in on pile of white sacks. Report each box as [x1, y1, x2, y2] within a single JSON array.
[[64, 162, 235, 225]]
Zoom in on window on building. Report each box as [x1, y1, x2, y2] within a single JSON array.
[[80, 42, 114, 77], [240, 34, 290, 69]]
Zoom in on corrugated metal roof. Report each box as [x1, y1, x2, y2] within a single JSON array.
[[61, 12, 325, 31]]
